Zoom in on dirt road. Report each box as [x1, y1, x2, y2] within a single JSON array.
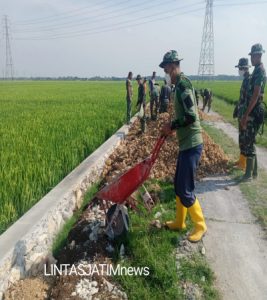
[[198, 106, 267, 299], [197, 175, 267, 300]]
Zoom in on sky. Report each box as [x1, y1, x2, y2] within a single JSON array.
[[1, 0, 267, 77]]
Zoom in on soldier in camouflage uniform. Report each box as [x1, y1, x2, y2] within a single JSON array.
[[240, 44, 266, 181], [202, 88, 212, 112], [160, 50, 207, 243], [150, 82, 160, 120], [233, 58, 251, 171], [136, 74, 147, 133], [126, 71, 133, 124], [195, 89, 199, 107], [159, 79, 171, 113]]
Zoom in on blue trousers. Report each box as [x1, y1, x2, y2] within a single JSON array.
[[174, 144, 203, 208]]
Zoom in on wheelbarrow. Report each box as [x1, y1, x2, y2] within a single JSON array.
[[95, 135, 166, 239]]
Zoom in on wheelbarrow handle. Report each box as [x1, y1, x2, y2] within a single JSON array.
[[151, 135, 166, 163]]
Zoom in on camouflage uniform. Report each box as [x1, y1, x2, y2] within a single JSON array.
[[195, 89, 199, 106], [202, 88, 212, 112], [159, 83, 171, 113], [126, 78, 133, 124], [150, 83, 160, 119], [136, 75, 147, 133], [233, 58, 251, 157], [242, 44, 266, 179]]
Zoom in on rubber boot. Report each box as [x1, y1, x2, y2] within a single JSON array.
[[234, 154, 241, 166], [187, 198, 207, 243], [242, 157, 254, 181], [253, 154, 258, 179], [165, 196, 187, 230], [234, 154, 246, 171]]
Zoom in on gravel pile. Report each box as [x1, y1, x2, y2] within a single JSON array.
[[102, 111, 229, 182]]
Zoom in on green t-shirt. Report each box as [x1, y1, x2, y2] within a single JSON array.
[[173, 74, 203, 151]]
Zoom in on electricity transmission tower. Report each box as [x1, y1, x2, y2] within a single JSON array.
[[3, 15, 14, 80], [198, 0, 214, 80]]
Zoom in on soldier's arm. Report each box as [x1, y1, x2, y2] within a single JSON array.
[[243, 86, 261, 117], [171, 88, 196, 130]]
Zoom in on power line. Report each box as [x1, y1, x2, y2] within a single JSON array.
[[215, 0, 267, 7], [14, 2, 205, 40], [13, 0, 179, 33], [11, 0, 267, 41], [14, 0, 112, 25]]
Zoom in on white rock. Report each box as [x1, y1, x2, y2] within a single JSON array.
[[69, 240, 75, 250], [91, 281, 98, 287], [119, 244, 125, 258], [89, 232, 98, 242], [106, 244, 115, 253], [103, 278, 114, 292], [100, 219, 106, 227], [90, 287, 99, 295], [154, 212, 162, 219]]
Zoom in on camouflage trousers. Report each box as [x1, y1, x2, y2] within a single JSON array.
[[126, 97, 132, 124], [159, 99, 169, 113], [150, 96, 159, 120], [202, 97, 212, 112], [239, 118, 260, 157]]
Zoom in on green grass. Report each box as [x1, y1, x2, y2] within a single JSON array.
[[112, 179, 219, 300], [203, 122, 267, 230], [0, 80, 137, 233], [194, 80, 242, 105], [201, 122, 239, 160]]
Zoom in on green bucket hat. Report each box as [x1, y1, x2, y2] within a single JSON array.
[[248, 43, 265, 55], [235, 58, 251, 68], [159, 50, 183, 68]]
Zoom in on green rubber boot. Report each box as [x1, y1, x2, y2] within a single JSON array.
[[253, 154, 258, 179], [242, 157, 254, 182]]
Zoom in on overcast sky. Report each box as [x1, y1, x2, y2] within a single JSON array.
[[1, 0, 267, 77]]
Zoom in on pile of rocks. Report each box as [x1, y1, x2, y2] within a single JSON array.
[[102, 112, 229, 182], [74, 276, 128, 300]]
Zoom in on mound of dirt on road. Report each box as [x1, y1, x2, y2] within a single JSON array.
[[102, 112, 229, 182]]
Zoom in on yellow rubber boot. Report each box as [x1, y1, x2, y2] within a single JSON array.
[[234, 154, 246, 171], [234, 154, 242, 166], [239, 154, 247, 171], [165, 196, 187, 230], [188, 198, 207, 242]]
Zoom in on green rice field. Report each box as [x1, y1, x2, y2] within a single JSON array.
[[0, 81, 131, 233]]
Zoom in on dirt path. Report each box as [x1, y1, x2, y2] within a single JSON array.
[[198, 106, 267, 299], [197, 175, 267, 300], [205, 107, 267, 172]]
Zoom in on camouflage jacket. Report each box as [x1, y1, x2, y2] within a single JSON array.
[[237, 72, 250, 119], [246, 63, 266, 113], [137, 83, 146, 106]]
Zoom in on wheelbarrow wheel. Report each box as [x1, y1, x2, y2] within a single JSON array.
[[106, 204, 130, 239]]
